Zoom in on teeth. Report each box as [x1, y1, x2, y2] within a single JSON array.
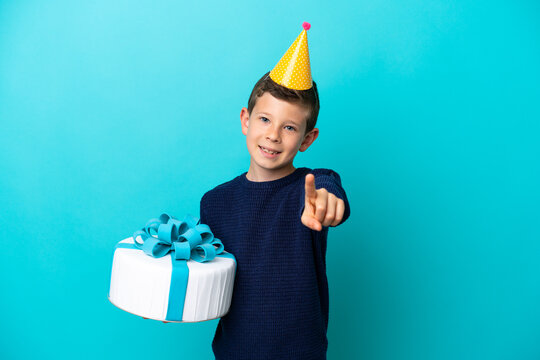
[[260, 146, 278, 155]]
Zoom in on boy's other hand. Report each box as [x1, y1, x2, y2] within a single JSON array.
[[301, 174, 345, 231]]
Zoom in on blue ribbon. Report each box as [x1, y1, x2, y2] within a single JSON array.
[[132, 213, 225, 263], [116, 213, 234, 321]]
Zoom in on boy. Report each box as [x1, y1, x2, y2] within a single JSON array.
[[200, 23, 350, 360]]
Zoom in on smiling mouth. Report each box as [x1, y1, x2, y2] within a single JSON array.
[[259, 145, 281, 155]]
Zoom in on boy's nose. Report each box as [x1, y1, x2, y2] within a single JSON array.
[[266, 127, 281, 143]]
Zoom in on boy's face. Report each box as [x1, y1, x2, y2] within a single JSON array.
[[240, 92, 319, 181]]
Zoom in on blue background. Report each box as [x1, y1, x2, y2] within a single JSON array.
[[1, 1, 539, 359]]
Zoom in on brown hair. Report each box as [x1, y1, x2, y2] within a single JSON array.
[[247, 71, 320, 135]]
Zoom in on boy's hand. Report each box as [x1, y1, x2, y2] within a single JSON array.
[[301, 174, 345, 231]]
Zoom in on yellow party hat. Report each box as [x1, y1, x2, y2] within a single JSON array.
[[269, 22, 312, 90]]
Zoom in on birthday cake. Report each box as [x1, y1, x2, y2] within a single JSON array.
[[108, 213, 236, 322]]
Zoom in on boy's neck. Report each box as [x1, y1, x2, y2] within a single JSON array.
[[245, 164, 297, 182]]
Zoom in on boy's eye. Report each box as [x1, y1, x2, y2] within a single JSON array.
[[260, 117, 269, 122], [285, 126, 296, 131]]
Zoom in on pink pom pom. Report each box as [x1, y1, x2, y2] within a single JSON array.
[[302, 22, 311, 30]]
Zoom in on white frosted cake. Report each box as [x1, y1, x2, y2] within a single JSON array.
[[108, 214, 236, 322]]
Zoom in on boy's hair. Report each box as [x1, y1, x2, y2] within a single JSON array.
[[247, 71, 320, 135]]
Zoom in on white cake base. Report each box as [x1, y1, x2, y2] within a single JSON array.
[[109, 237, 236, 322]]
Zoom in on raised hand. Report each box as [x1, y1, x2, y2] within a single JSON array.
[[301, 174, 345, 231]]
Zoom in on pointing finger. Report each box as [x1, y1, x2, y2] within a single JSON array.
[[305, 174, 317, 201]]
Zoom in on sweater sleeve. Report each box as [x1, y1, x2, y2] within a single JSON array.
[[199, 193, 209, 226], [299, 168, 351, 227]]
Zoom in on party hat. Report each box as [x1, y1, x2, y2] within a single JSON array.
[[269, 22, 312, 90]]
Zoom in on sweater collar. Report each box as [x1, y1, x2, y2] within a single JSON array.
[[238, 167, 309, 189]]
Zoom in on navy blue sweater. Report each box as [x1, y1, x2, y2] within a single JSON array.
[[199, 167, 350, 360]]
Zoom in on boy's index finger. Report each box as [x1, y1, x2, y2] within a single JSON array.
[[305, 174, 317, 200]]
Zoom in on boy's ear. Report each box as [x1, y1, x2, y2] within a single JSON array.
[[240, 107, 250, 136], [299, 128, 319, 152]]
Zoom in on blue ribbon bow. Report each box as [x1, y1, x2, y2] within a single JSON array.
[[132, 213, 224, 263]]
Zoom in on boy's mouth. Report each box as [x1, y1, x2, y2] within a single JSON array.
[[259, 145, 281, 156]]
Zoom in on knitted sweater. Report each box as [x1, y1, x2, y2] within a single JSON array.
[[199, 167, 350, 360]]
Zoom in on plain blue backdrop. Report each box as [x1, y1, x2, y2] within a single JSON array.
[[1, 1, 539, 359]]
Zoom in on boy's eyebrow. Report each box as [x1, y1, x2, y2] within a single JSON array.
[[256, 112, 302, 126]]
